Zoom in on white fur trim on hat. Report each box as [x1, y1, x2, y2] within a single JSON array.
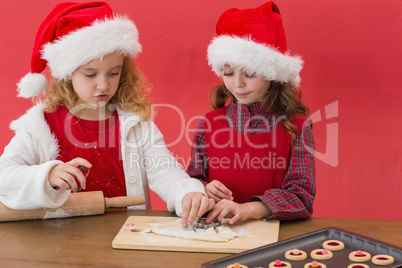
[[207, 35, 303, 87], [42, 16, 141, 81], [17, 73, 48, 98]]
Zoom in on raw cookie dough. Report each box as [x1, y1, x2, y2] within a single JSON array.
[[150, 219, 239, 242], [269, 260, 292, 268], [371, 254, 395, 266], [349, 250, 371, 262], [311, 249, 333, 260], [285, 249, 307, 261], [322, 240, 344, 251]]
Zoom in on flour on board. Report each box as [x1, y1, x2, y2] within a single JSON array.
[[147, 219, 239, 242]]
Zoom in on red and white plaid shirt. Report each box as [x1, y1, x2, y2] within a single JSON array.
[[187, 100, 316, 220]]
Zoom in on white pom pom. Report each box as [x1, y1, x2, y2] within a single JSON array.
[[17, 73, 48, 98]]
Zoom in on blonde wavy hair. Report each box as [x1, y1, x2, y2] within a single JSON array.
[[35, 57, 151, 120], [209, 81, 310, 147]]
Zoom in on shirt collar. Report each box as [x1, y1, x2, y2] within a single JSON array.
[[226, 100, 269, 116]]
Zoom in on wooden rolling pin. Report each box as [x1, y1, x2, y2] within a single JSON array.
[[0, 191, 145, 222]]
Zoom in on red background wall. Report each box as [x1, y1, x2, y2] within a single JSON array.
[[0, 0, 401, 221]]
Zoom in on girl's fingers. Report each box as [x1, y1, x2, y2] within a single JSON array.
[[197, 197, 215, 217], [212, 180, 232, 194], [73, 167, 87, 190], [67, 158, 91, 190], [181, 209, 189, 227], [207, 198, 215, 211], [210, 180, 233, 200], [181, 194, 215, 227], [206, 189, 222, 203], [181, 194, 193, 227], [229, 212, 241, 224], [205, 206, 221, 223], [59, 173, 78, 192], [67, 157, 92, 169], [186, 196, 201, 226], [197, 197, 208, 217], [55, 178, 72, 191], [205, 200, 239, 224], [229, 217, 239, 225], [55, 165, 88, 192], [217, 207, 231, 221]]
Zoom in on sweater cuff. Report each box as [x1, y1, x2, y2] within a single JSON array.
[[249, 195, 278, 220]]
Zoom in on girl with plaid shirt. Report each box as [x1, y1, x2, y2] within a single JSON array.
[[187, 1, 315, 223]]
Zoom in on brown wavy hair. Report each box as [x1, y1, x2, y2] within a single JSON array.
[[35, 57, 151, 120], [209, 81, 309, 147]]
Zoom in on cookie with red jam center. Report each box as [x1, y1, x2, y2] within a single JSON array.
[[311, 249, 333, 260], [371, 254, 395, 266], [285, 249, 307, 261], [349, 250, 371, 262], [322, 240, 345, 251], [304, 261, 326, 268], [269, 260, 292, 268]]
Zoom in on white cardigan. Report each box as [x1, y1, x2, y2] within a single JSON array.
[[0, 104, 205, 215]]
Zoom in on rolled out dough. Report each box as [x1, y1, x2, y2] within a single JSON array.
[[149, 219, 239, 242]]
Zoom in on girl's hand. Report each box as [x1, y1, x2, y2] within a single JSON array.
[[205, 180, 234, 202], [48, 158, 92, 192], [205, 200, 272, 225], [205, 199, 248, 225], [181, 192, 215, 227]]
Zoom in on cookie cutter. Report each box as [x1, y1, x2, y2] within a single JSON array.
[[192, 218, 222, 231]]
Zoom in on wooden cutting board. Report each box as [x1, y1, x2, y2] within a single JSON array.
[[112, 216, 280, 253]]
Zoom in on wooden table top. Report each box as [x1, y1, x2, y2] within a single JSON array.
[[1, 209, 401, 267]]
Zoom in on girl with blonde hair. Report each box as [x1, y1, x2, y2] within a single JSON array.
[[0, 2, 213, 226]]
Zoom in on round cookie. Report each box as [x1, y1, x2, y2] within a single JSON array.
[[311, 249, 333, 260], [268, 260, 292, 268], [322, 240, 345, 251], [349, 250, 371, 262], [304, 261, 326, 268], [371, 254, 395, 266], [285, 249, 307, 261], [226, 263, 248, 268], [347, 264, 370, 268]]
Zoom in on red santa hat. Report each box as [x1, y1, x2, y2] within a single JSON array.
[[17, 1, 142, 98], [207, 1, 303, 87]]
